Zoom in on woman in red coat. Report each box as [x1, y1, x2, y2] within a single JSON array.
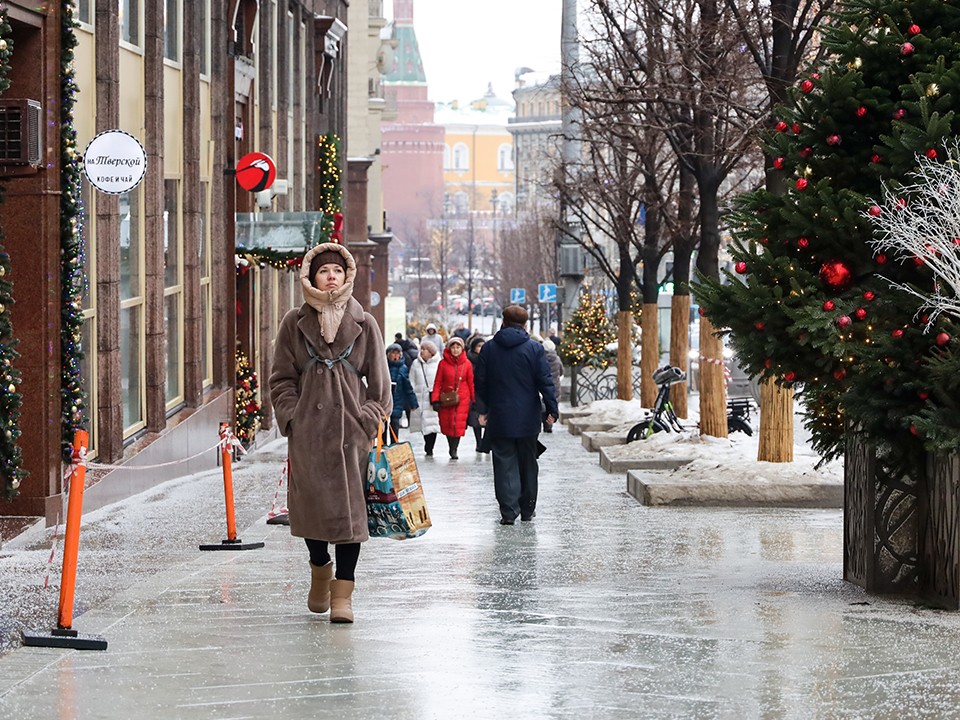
[[430, 336, 475, 459]]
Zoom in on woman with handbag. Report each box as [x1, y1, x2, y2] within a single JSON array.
[[430, 335, 475, 459], [410, 340, 441, 456], [269, 242, 392, 624]]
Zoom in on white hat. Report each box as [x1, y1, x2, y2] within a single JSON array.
[[425, 323, 437, 331]]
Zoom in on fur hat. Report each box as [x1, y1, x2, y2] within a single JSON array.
[[502, 304, 529, 327], [385, 343, 403, 354], [446, 336, 465, 348], [308, 250, 347, 284]]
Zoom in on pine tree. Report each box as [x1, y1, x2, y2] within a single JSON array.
[[559, 289, 616, 368], [696, 0, 960, 467]]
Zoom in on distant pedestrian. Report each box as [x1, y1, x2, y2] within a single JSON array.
[[548, 326, 562, 347], [269, 242, 392, 624], [453, 322, 471, 342], [541, 339, 564, 432], [387, 343, 418, 439], [430, 336, 475, 460], [410, 340, 441, 456], [476, 305, 558, 525], [466, 336, 486, 448], [423, 322, 445, 352]]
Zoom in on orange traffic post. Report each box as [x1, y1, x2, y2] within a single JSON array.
[[200, 423, 264, 551], [22, 430, 107, 650]]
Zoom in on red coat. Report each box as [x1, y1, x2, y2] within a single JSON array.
[[430, 349, 475, 437]]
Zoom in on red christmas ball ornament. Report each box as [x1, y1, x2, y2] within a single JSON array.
[[826, 134, 841, 146], [854, 308, 867, 320], [896, 198, 907, 209], [908, 24, 921, 36], [837, 315, 852, 328], [773, 157, 785, 170], [784, 371, 796, 382], [775, 121, 788, 132], [953, 238, 960, 246], [868, 204, 881, 217], [811, 73, 821, 79], [863, 290, 876, 301], [820, 260, 853, 290], [894, 108, 906, 119], [764, 358, 773, 369], [919, 390, 930, 400], [800, 79, 814, 93], [871, 154, 882, 164], [936, 332, 951, 346], [760, 237, 769, 244], [910, 424, 920, 437], [754, 322, 765, 330], [798, 237, 810, 249], [891, 328, 904, 338], [926, 148, 938, 159], [901, 42, 915, 56], [800, 147, 813, 158], [921, 314, 930, 324], [734, 261, 748, 274], [823, 300, 836, 312], [792, 123, 802, 134], [795, 177, 809, 191], [876, 254, 887, 265], [856, 106, 868, 117], [913, 255, 925, 266], [698, 306, 705, 317], [833, 368, 846, 380]]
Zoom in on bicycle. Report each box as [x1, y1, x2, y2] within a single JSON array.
[[626, 365, 755, 442]]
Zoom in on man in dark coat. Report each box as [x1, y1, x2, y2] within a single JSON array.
[[475, 305, 558, 525]]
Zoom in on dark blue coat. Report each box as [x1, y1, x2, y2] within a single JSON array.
[[389, 358, 418, 419], [475, 327, 558, 438]]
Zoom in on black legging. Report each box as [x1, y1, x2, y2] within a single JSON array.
[[304, 539, 361, 581]]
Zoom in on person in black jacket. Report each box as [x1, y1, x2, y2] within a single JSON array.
[[475, 305, 558, 525], [387, 343, 418, 438]]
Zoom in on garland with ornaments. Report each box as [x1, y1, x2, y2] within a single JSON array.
[[235, 349, 262, 447], [61, 4, 87, 463], [0, 7, 24, 502], [316, 133, 342, 243], [695, 0, 960, 469]]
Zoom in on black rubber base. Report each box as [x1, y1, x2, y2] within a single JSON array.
[[265, 513, 289, 526], [21, 628, 108, 651], [199, 538, 265, 551]]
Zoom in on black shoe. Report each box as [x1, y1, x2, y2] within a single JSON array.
[[500, 516, 515, 525], [424, 450, 433, 457], [449, 453, 458, 460], [521, 511, 536, 522]]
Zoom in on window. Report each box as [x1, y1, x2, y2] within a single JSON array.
[[79, 179, 97, 456], [76, 0, 92, 24], [454, 192, 469, 214], [164, 0, 180, 61], [199, 181, 212, 386], [443, 144, 451, 170], [120, 0, 140, 46], [452, 143, 469, 171], [497, 143, 514, 172], [119, 188, 145, 431], [163, 180, 183, 406]]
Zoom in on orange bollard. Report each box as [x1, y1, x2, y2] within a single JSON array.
[[199, 423, 264, 551], [21, 430, 107, 650]]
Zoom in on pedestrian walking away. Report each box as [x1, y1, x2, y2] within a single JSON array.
[[410, 340, 441, 457], [269, 242, 393, 624], [542, 338, 564, 431], [466, 335, 486, 449], [430, 335, 475, 460], [475, 305, 558, 525], [387, 343, 418, 439]]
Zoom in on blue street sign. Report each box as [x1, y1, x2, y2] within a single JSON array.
[[510, 287, 526, 304], [538, 283, 557, 303]]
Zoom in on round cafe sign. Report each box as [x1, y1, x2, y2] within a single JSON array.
[[82, 130, 148, 194]]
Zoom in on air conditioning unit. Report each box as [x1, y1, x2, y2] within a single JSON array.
[[559, 244, 585, 278], [0, 99, 41, 167]]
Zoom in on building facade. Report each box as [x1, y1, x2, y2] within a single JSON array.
[[1, 0, 353, 522]]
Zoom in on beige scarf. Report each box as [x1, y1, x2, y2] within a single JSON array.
[[302, 279, 355, 344]]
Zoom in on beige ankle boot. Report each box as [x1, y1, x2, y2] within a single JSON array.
[[308, 562, 334, 613], [329, 579, 355, 623]]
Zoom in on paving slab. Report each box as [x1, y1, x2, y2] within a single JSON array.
[[627, 469, 844, 508]]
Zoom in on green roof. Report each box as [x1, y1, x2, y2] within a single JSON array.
[[384, 25, 426, 84]]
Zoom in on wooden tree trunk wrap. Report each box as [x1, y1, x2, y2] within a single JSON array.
[[616, 311, 633, 401], [669, 294, 690, 419], [640, 303, 659, 408], [758, 377, 793, 462], [698, 316, 728, 438]]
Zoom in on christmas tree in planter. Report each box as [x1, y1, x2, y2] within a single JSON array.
[[559, 288, 617, 369], [696, 0, 960, 600]]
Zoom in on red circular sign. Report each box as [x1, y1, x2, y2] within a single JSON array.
[[236, 152, 277, 192]]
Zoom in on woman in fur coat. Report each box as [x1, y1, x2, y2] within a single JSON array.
[[410, 340, 441, 456], [430, 336, 475, 459], [269, 242, 392, 624]]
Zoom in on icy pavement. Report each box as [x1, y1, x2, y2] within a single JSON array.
[[1, 426, 960, 718]]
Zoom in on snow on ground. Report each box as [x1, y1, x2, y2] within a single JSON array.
[[568, 398, 843, 486]]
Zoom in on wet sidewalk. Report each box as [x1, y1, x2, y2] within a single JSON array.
[[2, 424, 960, 719]]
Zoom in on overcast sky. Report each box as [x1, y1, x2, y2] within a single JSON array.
[[386, 0, 563, 104]]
